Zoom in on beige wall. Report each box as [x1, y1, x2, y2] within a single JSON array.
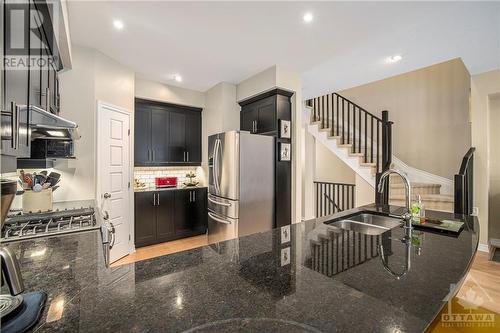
[[355, 174, 375, 207], [202, 82, 240, 176], [236, 66, 277, 102], [471, 69, 500, 246], [315, 140, 355, 183], [489, 94, 500, 241], [135, 78, 205, 108], [52, 45, 135, 202], [339, 58, 471, 180]]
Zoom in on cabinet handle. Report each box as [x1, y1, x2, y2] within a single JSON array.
[[193, 191, 196, 202], [45, 88, 50, 112], [252, 120, 255, 133], [152, 149, 155, 161], [157, 193, 160, 205], [186, 151, 189, 162], [189, 191, 192, 202], [10, 102, 17, 149], [153, 193, 157, 206], [255, 120, 258, 132]]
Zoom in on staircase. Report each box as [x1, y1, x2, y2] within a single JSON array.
[[306, 92, 454, 212]]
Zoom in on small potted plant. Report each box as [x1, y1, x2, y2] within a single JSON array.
[[184, 171, 199, 187]]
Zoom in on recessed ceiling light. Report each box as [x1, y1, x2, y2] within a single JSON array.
[[172, 74, 182, 82], [113, 19, 124, 30], [386, 55, 402, 63], [303, 12, 313, 23]]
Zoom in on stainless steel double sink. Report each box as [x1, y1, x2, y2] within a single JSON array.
[[325, 212, 402, 235]]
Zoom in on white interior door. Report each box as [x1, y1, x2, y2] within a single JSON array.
[[97, 102, 131, 263]]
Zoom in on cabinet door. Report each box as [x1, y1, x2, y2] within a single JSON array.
[[134, 105, 151, 166], [151, 108, 169, 164], [29, 13, 42, 108], [168, 111, 186, 163], [255, 96, 276, 134], [240, 106, 256, 133], [185, 111, 201, 164], [134, 192, 157, 247], [174, 189, 207, 237], [191, 188, 207, 232], [156, 191, 175, 242]]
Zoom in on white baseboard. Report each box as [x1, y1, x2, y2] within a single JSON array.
[[477, 243, 489, 253]]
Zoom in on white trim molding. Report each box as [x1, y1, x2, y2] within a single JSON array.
[[477, 243, 489, 253]]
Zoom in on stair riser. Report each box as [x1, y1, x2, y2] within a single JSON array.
[[389, 200, 453, 213], [390, 186, 441, 196]]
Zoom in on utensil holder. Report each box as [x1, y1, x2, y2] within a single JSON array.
[[22, 189, 53, 213]]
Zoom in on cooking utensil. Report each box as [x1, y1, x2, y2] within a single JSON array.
[[34, 174, 47, 186], [46, 172, 61, 187], [32, 184, 43, 192], [39, 170, 47, 176]]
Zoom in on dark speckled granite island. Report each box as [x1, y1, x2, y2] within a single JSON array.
[[4, 204, 478, 332]]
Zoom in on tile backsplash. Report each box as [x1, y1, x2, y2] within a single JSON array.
[[134, 166, 205, 188]]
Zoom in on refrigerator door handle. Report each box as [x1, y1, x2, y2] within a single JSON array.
[[213, 139, 221, 194], [208, 195, 231, 207], [208, 212, 231, 224]]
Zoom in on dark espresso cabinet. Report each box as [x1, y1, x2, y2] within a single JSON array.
[[174, 188, 207, 237], [135, 98, 202, 166], [134, 188, 207, 248], [239, 89, 293, 228]]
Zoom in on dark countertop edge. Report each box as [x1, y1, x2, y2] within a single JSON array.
[[309, 203, 480, 332], [134, 186, 207, 193], [423, 222, 480, 332]]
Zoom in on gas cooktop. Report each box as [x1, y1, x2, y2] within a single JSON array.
[[2, 207, 98, 242]]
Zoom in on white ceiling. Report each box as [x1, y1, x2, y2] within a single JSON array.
[[67, 1, 500, 98]]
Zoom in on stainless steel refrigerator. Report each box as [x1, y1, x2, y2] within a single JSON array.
[[208, 131, 274, 243]]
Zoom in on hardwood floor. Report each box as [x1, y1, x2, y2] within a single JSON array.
[[111, 234, 208, 267], [112, 237, 500, 332], [428, 251, 500, 332]]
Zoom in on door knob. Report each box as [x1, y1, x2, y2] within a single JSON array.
[[103, 192, 111, 199]]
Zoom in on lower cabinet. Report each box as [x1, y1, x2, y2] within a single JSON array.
[[134, 188, 207, 248]]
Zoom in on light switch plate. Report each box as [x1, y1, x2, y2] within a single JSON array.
[[281, 247, 290, 266], [472, 207, 479, 216], [280, 225, 290, 244]]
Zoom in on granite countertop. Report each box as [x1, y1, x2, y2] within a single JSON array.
[[3, 204, 478, 332], [134, 185, 207, 192]]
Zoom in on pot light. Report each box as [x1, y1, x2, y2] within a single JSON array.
[[172, 74, 182, 82], [303, 12, 314, 23], [386, 55, 402, 63], [113, 19, 124, 30]]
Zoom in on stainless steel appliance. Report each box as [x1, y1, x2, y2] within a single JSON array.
[[208, 131, 274, 243]]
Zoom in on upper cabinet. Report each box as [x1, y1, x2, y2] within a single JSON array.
[[134, 98, 202, 166], [239, 89, 293, 135], [1, 0, 70, 167]]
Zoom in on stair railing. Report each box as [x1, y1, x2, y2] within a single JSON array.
[[454, 147, 475, 215], [307, 93, 393, 206], [307, 93, 392, 174], [314, 181, 355, 217]]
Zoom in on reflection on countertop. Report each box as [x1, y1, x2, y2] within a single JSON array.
[[3, 204, 478, 332]]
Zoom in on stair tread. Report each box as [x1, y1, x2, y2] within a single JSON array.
[[390, 194, 454, 202], [390, 182, 441, 188]]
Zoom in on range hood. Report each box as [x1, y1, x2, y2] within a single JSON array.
[[29, 105, 80, 140]]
